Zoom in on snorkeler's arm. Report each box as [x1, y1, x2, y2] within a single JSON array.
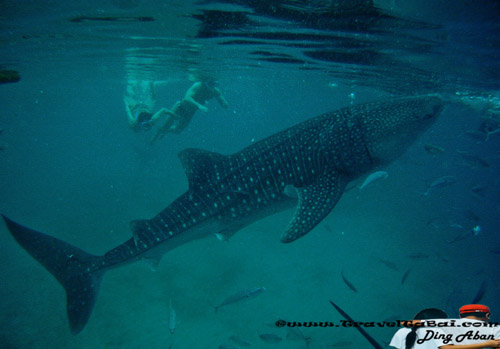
[[152, 80, 171, 91], [185, 97, 208, 112], [184, 95, 208, 112], [124, 97, 137, 127], [440, 339, 500, 348], [184, 82, 208, 112], [213, 87, 228, 108], [151, 108, 174, 123]]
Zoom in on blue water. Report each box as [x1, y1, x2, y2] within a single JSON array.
[[1, 1, 499, 348]]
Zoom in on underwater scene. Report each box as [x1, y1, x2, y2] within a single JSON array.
[[1, 0, 499, 348]]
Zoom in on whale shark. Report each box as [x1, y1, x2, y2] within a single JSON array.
[[2, 95, 444, 334]]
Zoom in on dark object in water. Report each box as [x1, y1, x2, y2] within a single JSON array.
[[229, 335, 251, 347], [286, 327, 312, 347], [341, 270, 358, 293], [378, 258, 398, 271], [430, 175, 456, 188], [424, 175, 456, 196], [471, 280, 487, 304], [214, 286, 266, 312], [0, 69, 20, 84], [329, 300, 383, 349], [259, 333, 282, 343], [471, 185, 487, 197], [401, 268, 412, 285], [70, 16, 154, 23], [447, 230, 474, 244], [465, 130, 487, 142], [424, 143, 444, 154], [458, 150, 490, 168]]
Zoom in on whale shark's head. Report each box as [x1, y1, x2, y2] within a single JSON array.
[[361, 95, 444, 164]]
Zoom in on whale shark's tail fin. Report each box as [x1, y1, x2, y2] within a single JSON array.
[[2, 215, 104, 334]]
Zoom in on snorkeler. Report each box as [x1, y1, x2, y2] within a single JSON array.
[[124, 80, 164, 132], [151, 80, 228, 143]]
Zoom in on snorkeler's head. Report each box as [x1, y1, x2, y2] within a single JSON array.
[[134, 111, 153, 131]]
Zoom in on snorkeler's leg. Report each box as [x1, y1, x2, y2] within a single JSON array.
[[150, 111, 177, 144], [151, 108, 170, 123]]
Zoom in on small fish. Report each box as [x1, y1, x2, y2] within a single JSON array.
[[229, 335, 251, 347], [486, 127, 500, 141], [359, 171, 388, 190], [465, 130, 487, 142], [168, 300, 176, 334], [458, 151, 490, 167], [426, 216, 441, 227], [378, 258, 398, 271], [471, 280, 487, 303], [341, 270, 358, 293], [447, 229, 476, 244], [286, 327, 311, 346], [471, 185, 487, 197], [259, 333, 282, 343], [424, 176, 456, 196], [424, 143, 445, 154], [215, 287, 266, 312], [430, 175, 456, 187], [286, 327, 306, 340], [401, 268, 412, 285]]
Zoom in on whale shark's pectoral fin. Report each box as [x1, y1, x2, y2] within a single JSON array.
[[280, 171, 347, 243]]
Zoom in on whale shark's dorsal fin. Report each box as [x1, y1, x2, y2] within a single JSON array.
[[281, 170, 347, 243], [178, 148, 229, 189]]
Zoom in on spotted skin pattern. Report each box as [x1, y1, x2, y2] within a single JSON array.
[[2, 95, 444, 333]]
